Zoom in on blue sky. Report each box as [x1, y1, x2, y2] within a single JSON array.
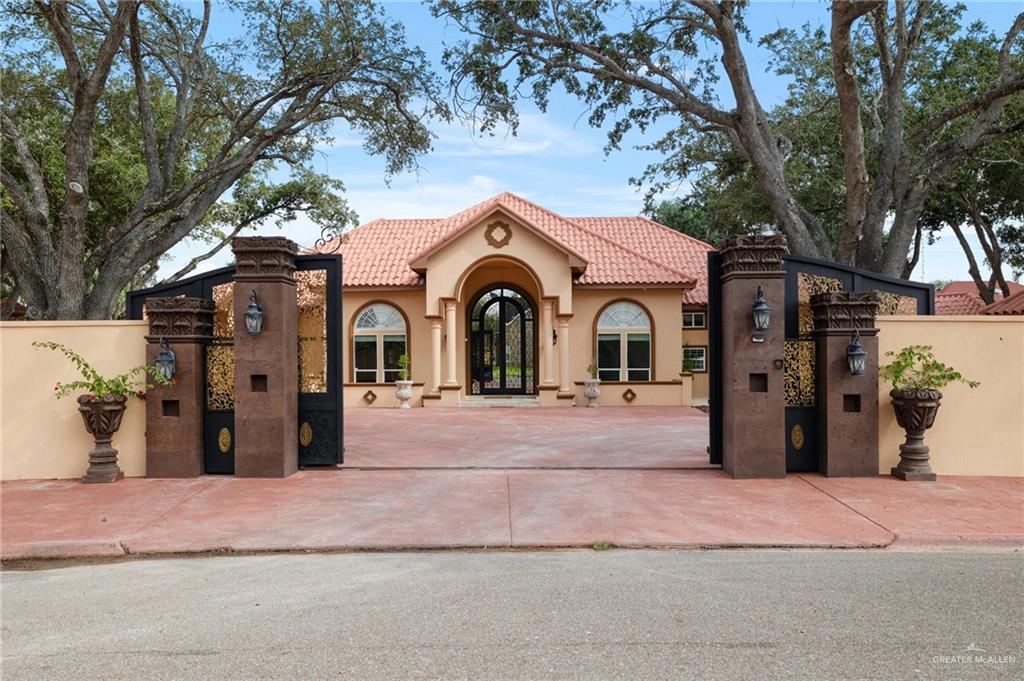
[[161, 0, 1022, 285]]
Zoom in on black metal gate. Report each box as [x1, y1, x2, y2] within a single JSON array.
[[707, 252, 934, 471], [127, 254, 343, 472], [469, 285, 536, 395]]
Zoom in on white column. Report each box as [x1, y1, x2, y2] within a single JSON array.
[[430, 318, 442, 392], [444, 301, 458, 385], [558, 317, 571, 392], [541, 300, 555, 385]]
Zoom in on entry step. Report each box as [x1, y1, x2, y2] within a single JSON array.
[[459, 396, 541, 408]]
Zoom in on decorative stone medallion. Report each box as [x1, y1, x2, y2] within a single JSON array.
[[484, 220, 512, 249], [622, 388, 637, 403], [364, 390, 377, 404]]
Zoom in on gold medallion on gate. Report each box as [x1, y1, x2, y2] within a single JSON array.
[[217, 427, 231, 453], [299, 421, 313, 447], [791, 424, 805, 450]]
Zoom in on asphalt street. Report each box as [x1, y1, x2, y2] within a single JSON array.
[[2, 549, 1021, 680]]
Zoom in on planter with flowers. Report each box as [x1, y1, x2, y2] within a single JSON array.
[[34, 341, 169, 483], [394, 354, 413, 409], [880, 345, 978, 481]]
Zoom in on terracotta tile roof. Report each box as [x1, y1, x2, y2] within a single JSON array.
[[939, 280, 1024, 297], [317, 192, 711, 293], [935, 292, 987, 316], [573, 216, 714, 304], [982, 288, 1024, 315]]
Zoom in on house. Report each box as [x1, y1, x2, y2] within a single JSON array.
[[935, 280, 1024, 315], [981, 288, 1024, 316], [315, 192, 713, 408]]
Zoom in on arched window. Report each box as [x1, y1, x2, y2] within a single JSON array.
[[353, 303, 407, 383], [596, 301, 651, 381]]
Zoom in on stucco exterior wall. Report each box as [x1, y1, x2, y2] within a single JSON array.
[[569, 288, 684, 385], [342, 289, 430, 407], [1, 321, 149, 480], [680, 327, 710, 401], [876, 316, 1024, 477]]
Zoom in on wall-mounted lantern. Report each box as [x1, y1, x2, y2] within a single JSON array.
[[847, 329, 868, 376], [154, 337, 176, 380], [244, 290, 263, 335], [752, 285, 772, 332], [553, 328, 558, 346]]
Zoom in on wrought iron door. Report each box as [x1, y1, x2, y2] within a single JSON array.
[[296, 256, 343, 466], [203, 274, 236, 474], [469, 286, 535, 395]]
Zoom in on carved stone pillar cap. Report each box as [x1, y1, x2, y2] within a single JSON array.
[[144, 297, 214, 342], [810, 291, 880, 335], [232, 236, 298, 283], [719, 234, 788, 278]]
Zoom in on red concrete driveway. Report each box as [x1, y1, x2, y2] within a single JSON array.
[[342, 406, 712, 469]]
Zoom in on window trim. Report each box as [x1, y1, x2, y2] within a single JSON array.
[[682, 310, 706, 329], [592, 298, 656, 382], [682, 345, 708, 373], [350, 301, 411, 383]]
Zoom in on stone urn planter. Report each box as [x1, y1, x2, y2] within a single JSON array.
[[881, 345, 977, 482], [582, 378, 601, 408], [889, 388, 942, 481], [78, 394, 128, 483], [394, 380, 414, 409]]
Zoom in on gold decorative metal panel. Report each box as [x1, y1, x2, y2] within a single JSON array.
[[211, 282, 235, 338], [874, 291, 918, 316], [797, 273, 843, 337], [784, 340, 816, 407], [217, 427, 232, 453], [206, 344, 235, 411], [299, 422, 313, 447], [794, 270, 843, 333], [296, 269, 327, 393]]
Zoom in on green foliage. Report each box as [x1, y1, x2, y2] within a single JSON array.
[[586, 360, 598, 379], [880, 345, 980, 392], [33, 341, 169, 399], [397, 353, 411, 381], [682, 346, 696, 374], [591, 540, 612, 551], [2, 0, 449, 318]]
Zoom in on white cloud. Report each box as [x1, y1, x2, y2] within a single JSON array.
[[432, 114, 598, 158]]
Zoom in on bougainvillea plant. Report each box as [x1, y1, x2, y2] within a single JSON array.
[[880, 345, 979, 391], [33, 341, 170, 399]]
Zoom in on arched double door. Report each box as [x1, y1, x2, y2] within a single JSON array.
[[469, 285, 536, 395]]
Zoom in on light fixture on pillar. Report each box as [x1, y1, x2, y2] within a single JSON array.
[[752, 285, 772, 332], [847, 329, 868, 376], [154, 337, 176, 380], [244, 290, 263, 335], [553, 329, 558, 346]]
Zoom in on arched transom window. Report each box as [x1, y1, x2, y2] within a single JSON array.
[[353, 303, 407, 383], [596, 301, 651, 381]]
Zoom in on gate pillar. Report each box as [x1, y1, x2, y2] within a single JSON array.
[[719, 235, 788, 479], [231, 236, 299, 478], [811, 292, 881, 476], [144, 297, 214, 477]]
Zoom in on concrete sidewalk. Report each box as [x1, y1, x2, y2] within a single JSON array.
[[2, 471, 1021, 561]]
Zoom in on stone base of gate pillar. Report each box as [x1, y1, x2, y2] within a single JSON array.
[[143, 297, 213, 478], [718, 235, 788, 479], [811, 292, 881, 477], [232, 237, 299, 478]]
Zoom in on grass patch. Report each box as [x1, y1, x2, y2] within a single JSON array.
[[591, 540, 613, 551]]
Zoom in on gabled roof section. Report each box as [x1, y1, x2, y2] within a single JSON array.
[[314, 192, 708, 289], [407, 193, 590, 270]]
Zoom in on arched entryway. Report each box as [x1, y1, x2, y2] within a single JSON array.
[[468, 284, 536, 395]]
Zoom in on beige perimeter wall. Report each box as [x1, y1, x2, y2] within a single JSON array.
[[877, 316, 1024, 477], [1, 321, 149, 480]]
